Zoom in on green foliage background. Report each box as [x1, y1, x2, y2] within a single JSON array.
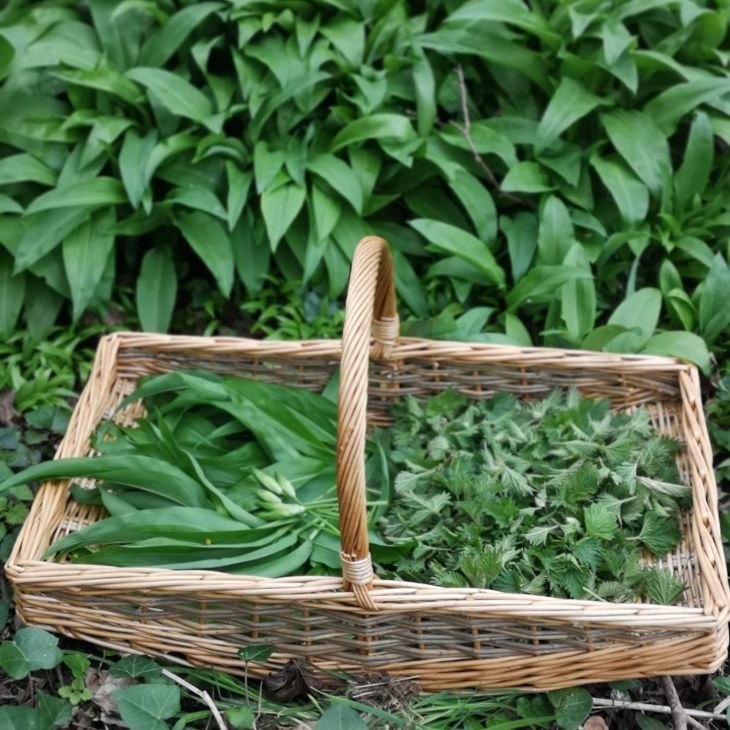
[[0, 0, 728, 371]]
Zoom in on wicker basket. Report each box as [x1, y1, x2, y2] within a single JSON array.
[[7, 237, 729, 690]]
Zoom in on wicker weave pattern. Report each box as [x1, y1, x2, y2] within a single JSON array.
[[6, 237, 729, 690]]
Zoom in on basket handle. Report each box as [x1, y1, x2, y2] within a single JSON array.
[[336, 236, 398, 610]]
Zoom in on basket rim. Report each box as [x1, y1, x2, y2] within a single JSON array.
[[111, 330, 691, 371], [6, 558, 727, 630]]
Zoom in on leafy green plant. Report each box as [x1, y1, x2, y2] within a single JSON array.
[[377, 388, 689, 603], [0, 0, 728, 367], [0, 323, 107, 412], [0, 370, 393, 576]]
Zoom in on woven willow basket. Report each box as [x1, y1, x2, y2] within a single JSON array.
[[7, 237, 729, 690]]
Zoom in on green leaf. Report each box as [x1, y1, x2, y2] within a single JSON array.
[[0, 641, 30, 679], [643, 567, 685, 605], [26, 178, 126, 215], [238, 645, 274, 663], [584, 503, 617, 539], [536, 78, 604, 152], [410, 219, 505, 288], [642, 332, 710, 373], [55, 68, 143, 104], [0, 706, 39, 729], [561, 243, 595, 340], [696, 254, 730, 344], [14, 627, 63, 671], [63, 209, 115, 321], [601, 110, 670, 195], [310, 184, 341, 244], [591, 156, 648, 226], [606, 288, 662, 351], [330, 114, 415, 152], [166, 186, 226, 220], [225, 163, 252, 232], [0, 456, 209, 509], [307, 154, 363, 214], [139, 3, 223, 67], [412, 49, 436, 137], [127, 67, 212, 122], [37, 689, 73, 728], [501, 161, 551, 193], [261, 182, 305, 252], [119, 129, 158, 209], [176, 212, 234, 296], [315, 704, 368, 730], [636, 714, 670, 730], [111, 655, 162, 680], [136, 247, 177, 333], [674, 111, 713, 209], [601, 20, 633, 64], [638, 512, 681, 557], [113, 684, 180, 730], [645, 77, 730, 134], [0, 153, 57, 187], [0, 34, 14, 82], [501, 212, 537, 282], [0, 250, 25, 338], [451, 170, 497, 244], [537, 196, 573, 266], [507, 266, 592, 310], [548, 688, 592, 730]]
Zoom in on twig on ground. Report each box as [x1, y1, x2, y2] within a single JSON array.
[[453, 66, 523, 206], [161, 668, 228, 730], [661, 675, 688, 730], [593, 697, 726, 725]]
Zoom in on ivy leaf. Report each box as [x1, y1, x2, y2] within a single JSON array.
[[111, 655, 162, 680], [238, 645, 274, 663], [14, 628, 63, 671], [315, 704, 368, 730], [113, 684, 180, 730], [548, 687, 593, 730]]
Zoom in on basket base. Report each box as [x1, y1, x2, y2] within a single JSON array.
[[13, 595, 728, 691]]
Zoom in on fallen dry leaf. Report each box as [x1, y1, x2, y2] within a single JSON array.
[[0, 390, 18, 426], [85, 668, 134, 715], [584, 716, 609, 730]]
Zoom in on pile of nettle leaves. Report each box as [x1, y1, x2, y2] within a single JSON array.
[[1, 372, 690, 605], [375, 388, 689, 604]]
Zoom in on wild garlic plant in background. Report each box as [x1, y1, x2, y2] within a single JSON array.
[[0, 0, 728, 369]]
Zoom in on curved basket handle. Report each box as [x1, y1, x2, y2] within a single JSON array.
[[336, 236, 399, 610]]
